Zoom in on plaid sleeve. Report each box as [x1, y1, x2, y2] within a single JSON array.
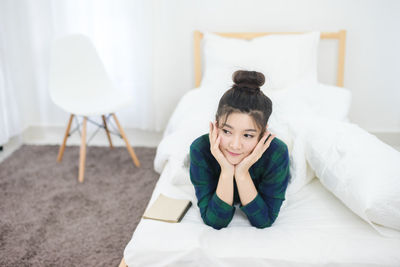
[[239, 140, 290, 228], [189, 138, 235, 230]]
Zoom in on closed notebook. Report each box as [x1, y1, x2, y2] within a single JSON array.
[[142, 193, 192, 223]]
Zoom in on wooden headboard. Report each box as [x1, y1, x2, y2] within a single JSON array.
[[194, 30, 346, 88]]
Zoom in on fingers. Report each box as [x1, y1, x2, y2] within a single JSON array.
[[262, 132, 270, 144], [209, 121, 216, 142], [209, 125, 231, 169], [209, 121, 220, 149], [243, 131, 274, 167], [215, 135, 221, 148], [258, 129, 275, 149], [262, 130, 275, 147]]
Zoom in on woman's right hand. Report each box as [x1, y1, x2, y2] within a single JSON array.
[[209, 121, 235, 175]]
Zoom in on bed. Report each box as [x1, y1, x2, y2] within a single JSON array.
[[120, 30, 400, 267]]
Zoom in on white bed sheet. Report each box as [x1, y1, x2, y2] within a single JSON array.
[[124, 160, 400, 267]]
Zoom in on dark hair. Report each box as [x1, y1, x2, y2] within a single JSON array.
[[215, 70, 272, 139]]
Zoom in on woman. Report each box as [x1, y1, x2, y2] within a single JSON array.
[[189, 70, 291, 230]]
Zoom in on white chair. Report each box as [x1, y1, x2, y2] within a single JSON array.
[[49, 34, 140, 183]]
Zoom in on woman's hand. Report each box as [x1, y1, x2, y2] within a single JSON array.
[[209, 121, 235, 175], [235, 129, 276, 178]]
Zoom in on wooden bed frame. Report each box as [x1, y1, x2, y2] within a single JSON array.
[[118, 29, 347, 267]]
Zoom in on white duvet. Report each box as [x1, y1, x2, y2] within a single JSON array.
[[124, 82, 400, 266]]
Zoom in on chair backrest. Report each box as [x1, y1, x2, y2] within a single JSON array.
[[49, 34, 115, 103]]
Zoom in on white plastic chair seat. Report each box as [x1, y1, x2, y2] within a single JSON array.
[[52, 88, 133, 117]]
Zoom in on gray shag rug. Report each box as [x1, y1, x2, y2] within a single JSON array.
[[0, 144, 159, 267]]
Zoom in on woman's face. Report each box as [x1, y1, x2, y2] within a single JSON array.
[[218, 112, 261, 166]]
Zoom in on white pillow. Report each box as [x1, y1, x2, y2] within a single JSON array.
[[201, 31, 320, 93], [268, 82, 352, 122], [304, 118, 400, 237]]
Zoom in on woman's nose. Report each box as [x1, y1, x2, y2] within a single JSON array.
[[229, 136, 241, 150]]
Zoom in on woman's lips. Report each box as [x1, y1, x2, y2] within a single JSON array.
[[227, 151, 241, 156]]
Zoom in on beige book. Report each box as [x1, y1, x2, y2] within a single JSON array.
[[142, 193, 192, 223]]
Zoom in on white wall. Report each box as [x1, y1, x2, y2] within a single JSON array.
[[4, 0, 400, 135], [152, 0, 400, 133]]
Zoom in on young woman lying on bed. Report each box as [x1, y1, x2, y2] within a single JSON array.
[[189, 70, 291, 230]]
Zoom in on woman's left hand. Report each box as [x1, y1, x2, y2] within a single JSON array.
[[235, 130, 276, 177]]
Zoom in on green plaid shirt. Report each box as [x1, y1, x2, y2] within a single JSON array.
[[189, 133, 290, 230]]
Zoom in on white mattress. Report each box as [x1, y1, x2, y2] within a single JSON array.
[[124, 160, 400, 267]]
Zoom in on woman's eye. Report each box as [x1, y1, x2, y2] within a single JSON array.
[[244, 134, 254, 138], [222, 129, 230, 134]]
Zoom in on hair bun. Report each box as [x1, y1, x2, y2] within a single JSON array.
[[232, 70, 265, 92]]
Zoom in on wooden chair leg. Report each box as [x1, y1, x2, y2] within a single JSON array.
[[57, 114, 74, 162], [78, 117, 87, 183], [111, 113, 140, 167], [102, 115, 113, 149]]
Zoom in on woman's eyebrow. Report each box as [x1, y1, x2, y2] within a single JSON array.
[[224, 124, 257, 132]]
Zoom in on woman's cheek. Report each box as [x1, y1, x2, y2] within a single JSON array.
[[244, 140, 258, 155], [248, 140, 257, 154]]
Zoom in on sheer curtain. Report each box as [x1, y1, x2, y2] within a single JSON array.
[[0, 0, 155, 146], [0, 1, 24, 145], [0, 53, 21, 146]]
